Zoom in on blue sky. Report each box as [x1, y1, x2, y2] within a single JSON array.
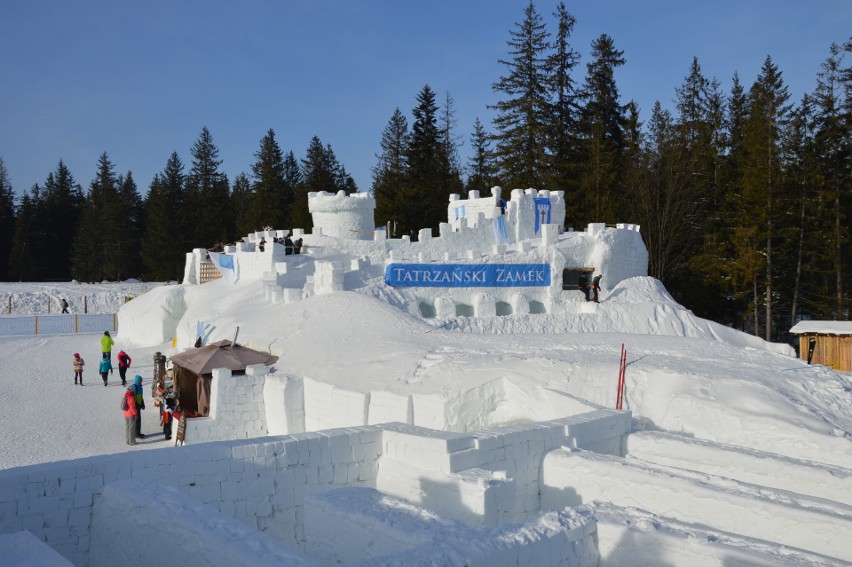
[[1, 1, 849, 199]]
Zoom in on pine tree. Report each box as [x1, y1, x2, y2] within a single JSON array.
[[114, 171, 144, 280], [810, 42, 850, 319], [295, 136, 355, 230], [8, 189, 46, 281], [784, 96, 821, 326], [438, 91, 465, 210], [41, 160, 85, 280], [465, 117, 497, 194], [185, 127, 232, 248], [248, 129, 292, 231], [0, 159, 16, 281], [406, 85, 446, 235], [544, 2, 581, 202], [283, 151, 302, 194], [669, 58, 729, 316], [576, 33, 626, 224], [142, 152, 187, 280], [739, 56, 791, 340], [628, 101, 697, 281], [72, 153, 120, 281], [491, 0, 551, 189], [230, 172, 254, 237], [373, 108, 410, 236], [282, 151, 305, 231]]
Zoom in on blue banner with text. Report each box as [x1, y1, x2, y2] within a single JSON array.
[[385, 263, 551, 288]]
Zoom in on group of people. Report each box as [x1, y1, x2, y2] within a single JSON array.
[[74, 331, 177, 445], [271, 235, 303, 255], [578, 273, 603, 303]]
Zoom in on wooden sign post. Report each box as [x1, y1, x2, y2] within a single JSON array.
[[175, 415, 186, 446]]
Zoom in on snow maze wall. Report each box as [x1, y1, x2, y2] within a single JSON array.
[[3, 365, 851, 566], [0, 408, 629, 566]]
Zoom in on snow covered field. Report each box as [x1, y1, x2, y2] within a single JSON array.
[[1, 275, 850, 565]]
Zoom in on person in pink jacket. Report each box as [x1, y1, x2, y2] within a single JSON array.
[[123, 387, 138, 445], [72, 353, 85, 385]]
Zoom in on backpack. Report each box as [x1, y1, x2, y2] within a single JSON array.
[[121, 395, 129, 411]]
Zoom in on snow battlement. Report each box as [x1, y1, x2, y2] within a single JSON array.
[[448, 186, 567, 242], [307, 190, 376, 240]]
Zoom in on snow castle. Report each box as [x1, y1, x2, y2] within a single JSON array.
[[182, 186, 647, 319]]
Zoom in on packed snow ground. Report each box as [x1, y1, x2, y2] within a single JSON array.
[[0, 279, 851, 565]]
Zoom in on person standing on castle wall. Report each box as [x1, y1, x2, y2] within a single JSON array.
[[258, 237, 266, 252], [284, 236, 294, 255], [99, 355, 113, 386], [60, 298, 69, 314], [294, 238, 303, 254], [73, 353, 85, 385], [101, 331, 114, 361], [117, 350, 132, 386], [498, 198, 506, 215], [592, 274, 603, 303], [123, 386, 138, 445]]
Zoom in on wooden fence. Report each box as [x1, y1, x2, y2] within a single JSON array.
[[0, 313, 117, 337], [199, 261, 223, 284], [798, 334, 852, 373]]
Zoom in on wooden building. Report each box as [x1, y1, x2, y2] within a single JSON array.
[[789, 321, 852, 373]]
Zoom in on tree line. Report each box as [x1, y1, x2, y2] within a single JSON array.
[[0, 129, 354, 283], [0, 1, 848, 340]]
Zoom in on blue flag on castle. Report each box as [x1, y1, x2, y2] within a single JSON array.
[[492, 215, 509, 244], [208, 252, 237, 284], [533, 198, 551, 234]]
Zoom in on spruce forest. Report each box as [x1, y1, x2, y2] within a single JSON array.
[[0, 3, 848, 342]]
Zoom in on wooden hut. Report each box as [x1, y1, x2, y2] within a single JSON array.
[[789, 321, 852, 372], [169, 340, 278, 416]]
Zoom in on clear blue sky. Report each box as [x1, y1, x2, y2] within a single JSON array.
[[1, 1, 849, 199]]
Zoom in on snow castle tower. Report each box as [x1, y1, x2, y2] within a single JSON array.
[[308, 191, 376, 240]]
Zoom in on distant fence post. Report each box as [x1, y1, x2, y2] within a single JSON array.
[[75, 315, 79, 333], [84, 296, 88, 314], [47, 295, 51, 314], [6, 296, 9, 314], [35, 316, 39, 335], [113, 313, 117, 332]]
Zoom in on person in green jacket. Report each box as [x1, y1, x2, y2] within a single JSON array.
[[101, 331, 114, 361]]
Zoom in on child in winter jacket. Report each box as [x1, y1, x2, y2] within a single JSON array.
[[99, 355, 113, 387], [131, 375, 145, 438], [73, 353, 85, 385], [117, 350, 132, 386]]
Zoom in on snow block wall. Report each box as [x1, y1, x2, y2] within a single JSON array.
[[376, 410, 632, 526], [183, 365, 269, 443], [90, 479, 318, 567], [0, 530, 73, 567], [540, 448, 852, 563], [0, 410, 630, 565], [304, 487, 600, 566], [0, 427, 383, 564]]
